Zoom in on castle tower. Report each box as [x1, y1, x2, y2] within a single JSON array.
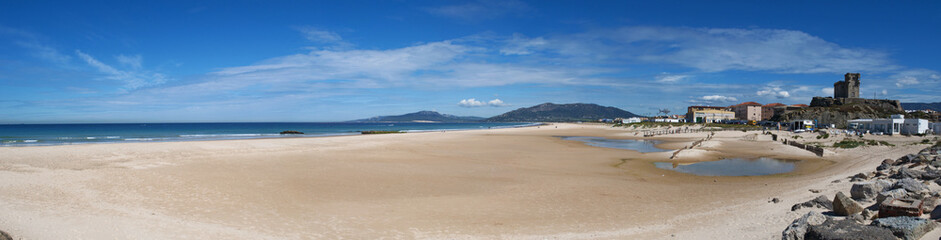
[[834, 73, 861, 98]]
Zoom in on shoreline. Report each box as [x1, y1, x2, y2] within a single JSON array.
[[0, 122, 542, 148], [0, 123, 935, 239]]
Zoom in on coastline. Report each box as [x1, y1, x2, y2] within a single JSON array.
[[0, 123, 934, 239]]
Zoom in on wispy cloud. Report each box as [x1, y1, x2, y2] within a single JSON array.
[[296, 27, 344, 44], [700, 95, 737, 102], [425, 0, 532, 21], [75, 50, 168, 91], [656, 74, 689, 83], [756, 86, 791, 98], [891, 69, 940, 88]]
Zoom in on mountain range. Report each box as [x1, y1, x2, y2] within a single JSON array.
[[349, 111, 485, 123], [902, 102, 941, 112], [351, 103, 641, 123]]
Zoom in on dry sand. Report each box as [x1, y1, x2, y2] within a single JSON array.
[[0, 123, 936, 239]]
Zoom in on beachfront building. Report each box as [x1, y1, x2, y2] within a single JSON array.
[[791, 120, 815, 131], [731, 102, 763, 121], [848, 115, 930, 135], [686, 107, 735, 123], [686, 106, 729, 123], [762, 103, 784, 120], [654, 118, 682, 123], [616, 117, 643, 124]]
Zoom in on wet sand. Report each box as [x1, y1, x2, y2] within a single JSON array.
[[0, 123, 931, 239]]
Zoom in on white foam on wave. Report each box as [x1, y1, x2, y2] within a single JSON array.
[[124, 138, 155, 141], [22, 140, 38, 143]]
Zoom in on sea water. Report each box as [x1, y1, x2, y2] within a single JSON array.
[[0, 122, 534, 146], [560, 136, 670, 153]]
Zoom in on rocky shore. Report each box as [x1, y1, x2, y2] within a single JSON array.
[[783, 142, 941, 240]]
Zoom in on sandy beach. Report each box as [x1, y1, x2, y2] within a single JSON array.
[[0, 123, 935, 239]]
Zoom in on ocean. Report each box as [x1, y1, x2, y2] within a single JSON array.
[[0, 122, 535, 147]]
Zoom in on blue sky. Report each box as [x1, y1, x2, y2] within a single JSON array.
[[1, 1, 939, 123]]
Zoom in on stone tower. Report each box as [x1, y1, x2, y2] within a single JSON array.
[[834, 73, 861, 98]]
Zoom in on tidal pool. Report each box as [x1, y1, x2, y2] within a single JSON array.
[[560, 136, 670, 153], [654, 157, 797, 176]]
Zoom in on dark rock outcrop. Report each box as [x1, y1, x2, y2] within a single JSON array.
[[805, 218, 897, 240], [782, 211, 828, 240], [279, 130, 304, 134], [870, 216, 936, 240]]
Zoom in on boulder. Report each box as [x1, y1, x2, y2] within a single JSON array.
[[880, 198, 924, 218], [920, 167, 941, 180], [279, 130, 304, 134], [882, 158, 896, 165], [850, 182, 883, 201], [891, 168, 924, 180], [833, 192, 864, 216], [791, 195, 833, 211], [930, 205, 941, 220], [876, 163, 891, 171], [782, 211, 828, 240], [877, 188, 911, 204], [892, 178, 927, 193], [921, 197, 938, 212], [851, 172, 869, 182], [899, 154, 917, 164], [870, 216, 936, 240], [806, 218, 897, 240], [0, 230, 10, 240]]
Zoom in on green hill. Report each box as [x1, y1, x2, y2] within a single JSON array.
[[485, 103, 641, 122]]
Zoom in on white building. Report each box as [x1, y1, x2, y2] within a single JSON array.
[[848, 114, 929, 135], [931, 122, 941, 134], [654, 118, 682, 123], [617, 117, 643, 124]]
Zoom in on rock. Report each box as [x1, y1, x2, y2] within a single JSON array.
[[806, 218, 897, 240], [862, 209, 877, 220], [771, 198, 782, 203], [882, 158, 896, 165], [850, 182, 883, 201], [899, 154, 917, 164], [930, 205, 941, 220], [791, 195, 833, 211], [0, 230, 10, 240], [876, 163, 891, 171], [920, 167, 941, 180], [892, 168, 925, 180], [831, 179, 841, 183], [833, 192, 864, 216], [892, 178, 927, 193], [782, 211, 828, 240], [880, 198, 924, 218], [920, 197, 938, 212], [877, 188, 911, 204], [279, 130, 304, 134], [870, 216, 936, 240], [851, 172, 869, 182], [809, 189, 822, 193], [846, 213, 866, 223]]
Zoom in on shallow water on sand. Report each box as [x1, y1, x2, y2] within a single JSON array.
[[560, 136, 670, 153], [654, 157, 797, 176]]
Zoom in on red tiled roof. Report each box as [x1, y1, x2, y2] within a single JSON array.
[[763, 103, 786, 107], [738, 101, 762, 106], [791, 104, 809, 107]]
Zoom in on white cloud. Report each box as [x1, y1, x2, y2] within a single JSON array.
[[115, 54, 142, 69], [15, 41, 71, 65], [821, 87, 834, 95], [701, 95, 737, 102], [500, 33, 547, 55], [75, 50, 167, 91], [458, 98, 485, 107], [656, 74, 689, 83], [487, 98, 508, 106], [891, 69, 939, 88], [541, 26, 896, 74], [756, 86, 790, 98], [458, 98, 508, 107], [297, 27, 343, 43]]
